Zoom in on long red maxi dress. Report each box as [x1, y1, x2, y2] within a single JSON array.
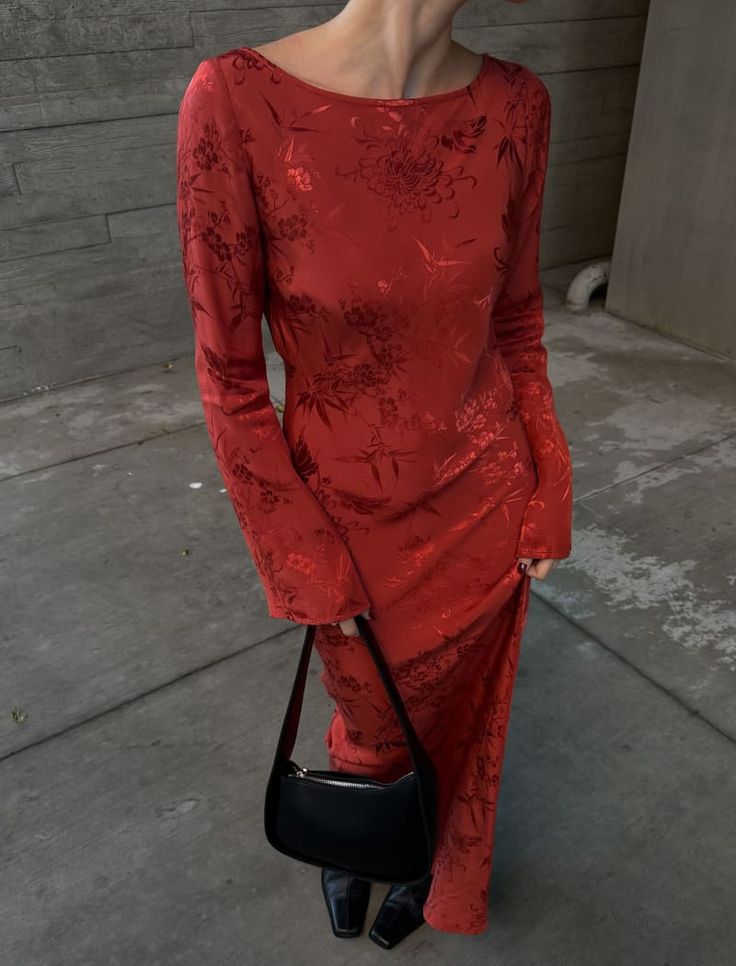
[[175, 45, 573, 935]]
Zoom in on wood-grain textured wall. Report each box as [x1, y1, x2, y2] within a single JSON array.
[[0, 0, 649, 397]]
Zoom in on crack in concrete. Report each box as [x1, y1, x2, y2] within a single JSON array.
[[0, 622, 295, 764], [528, 587, 736, 751]]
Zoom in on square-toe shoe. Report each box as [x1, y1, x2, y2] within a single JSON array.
[[320, 866, 372, 938], [368, 873, 433, 949]]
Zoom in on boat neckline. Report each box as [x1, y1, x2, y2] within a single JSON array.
[[239, 46, 491, 107]]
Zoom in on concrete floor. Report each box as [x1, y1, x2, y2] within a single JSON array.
[[2, 262, 735, 965]]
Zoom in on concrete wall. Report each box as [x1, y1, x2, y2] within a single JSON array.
[[607, 0, 736, 358], [0, 0, 648, 398]]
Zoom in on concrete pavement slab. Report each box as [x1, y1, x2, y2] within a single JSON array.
[[1, 423, 289, 756], [0, 342, 285, 481], [537, 433, 736, 739], [540, 287, 736, 502]]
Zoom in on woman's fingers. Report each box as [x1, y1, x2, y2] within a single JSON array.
[[524, 558, 560, 580], [334, 607, 372, 637]]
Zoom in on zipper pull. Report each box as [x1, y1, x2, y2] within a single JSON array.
[[295, 765, 309, 777]]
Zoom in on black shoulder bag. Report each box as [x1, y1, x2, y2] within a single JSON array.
[[263, 613, 439, 885]]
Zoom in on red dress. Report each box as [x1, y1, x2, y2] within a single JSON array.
[[176, 46, 573, 935]]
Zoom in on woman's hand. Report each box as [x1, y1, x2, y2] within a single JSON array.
[[332, 608, 372, 637], [518, 557, 560, 580]]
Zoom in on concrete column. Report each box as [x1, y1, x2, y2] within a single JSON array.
[[607, 0, 736, 358]]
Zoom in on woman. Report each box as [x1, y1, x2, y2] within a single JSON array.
[[175, 0, 573, 949]]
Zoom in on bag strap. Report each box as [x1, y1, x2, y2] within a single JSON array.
[[273, 615, 435, 785]]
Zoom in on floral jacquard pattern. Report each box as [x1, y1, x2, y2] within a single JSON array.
[[175, 46, 574, 937], [334, 110, 483, 227]]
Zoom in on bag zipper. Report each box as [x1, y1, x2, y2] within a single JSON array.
[[292, 764, 413, 789]]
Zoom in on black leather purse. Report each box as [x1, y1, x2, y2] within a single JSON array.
[[263, 613, 439, 885]]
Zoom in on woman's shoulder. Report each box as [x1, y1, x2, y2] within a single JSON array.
[[487, 54, 550, 107], [179, 47, 264, 107]]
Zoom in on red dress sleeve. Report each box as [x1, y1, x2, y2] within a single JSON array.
[[492, 74, 574, 560], [175, 58, 372, 623]]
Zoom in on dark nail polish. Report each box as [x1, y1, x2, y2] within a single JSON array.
[[517, 561, 527, 573]]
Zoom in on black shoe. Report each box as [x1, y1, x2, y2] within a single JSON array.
[[320, 866, 372, 938], [368, 872, 433, 949]]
